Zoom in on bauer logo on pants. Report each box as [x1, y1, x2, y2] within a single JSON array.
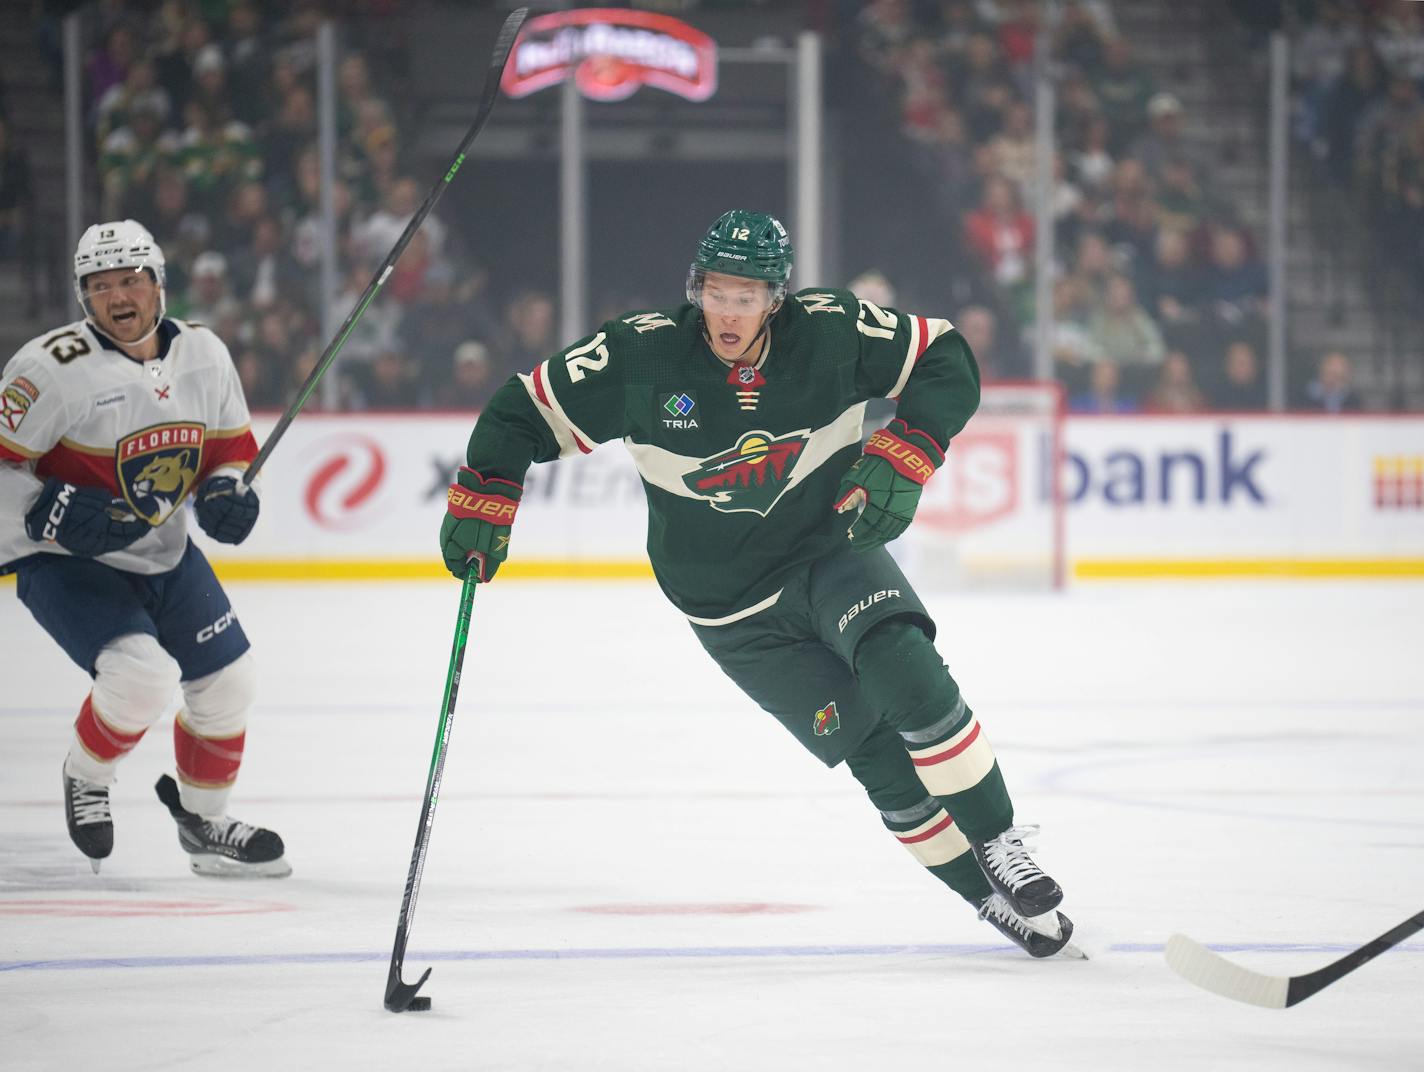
[[812, 701, 840, 737]]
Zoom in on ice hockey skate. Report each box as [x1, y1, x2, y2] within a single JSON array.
[[63, 766, 113, 873], [154, 774, 291, 878], [972, 824, 1063, 920], [978, 893, 1083, 959]]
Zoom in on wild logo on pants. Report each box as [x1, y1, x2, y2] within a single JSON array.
[[812, 701, 840, 737]]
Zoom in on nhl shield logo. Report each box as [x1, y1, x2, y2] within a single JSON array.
[[684, 429, 809, 516], [117, 421, 205, 524], [812, 702, 840, 737]]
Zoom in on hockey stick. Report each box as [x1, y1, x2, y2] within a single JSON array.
[[243, 6, 528, 486], [1164, 910, 1424, 1008], [384, 571, 478, 1013]]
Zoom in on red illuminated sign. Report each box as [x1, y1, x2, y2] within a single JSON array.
[[501, 8, 717, 103]]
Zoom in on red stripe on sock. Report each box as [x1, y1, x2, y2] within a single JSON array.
[[895, 813, 955, 845], [174, 718, 245, 788], [910, 721, 982, 767], [74, 695, 147, 760]]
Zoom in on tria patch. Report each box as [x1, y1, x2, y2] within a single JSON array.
[[661, 391, 698, 429], [1, 385, 33, 433], [812, 701, 840, 737], [684, 429, 808, 516], [116, 421, 205, 525]]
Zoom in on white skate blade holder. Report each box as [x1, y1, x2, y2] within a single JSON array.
[[188, 854, 293, 879], [1023, 909, 1088, 959]]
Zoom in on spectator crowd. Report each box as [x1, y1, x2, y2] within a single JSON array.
[[6, 0, 1406, 413], [849, 0, 1385, 412], [78, 0, 549, 412]]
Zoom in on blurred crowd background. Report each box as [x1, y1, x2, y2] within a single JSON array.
[[0, 0, 1420, 414]]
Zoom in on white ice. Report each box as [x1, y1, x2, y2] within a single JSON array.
[[2, 578, 1422, 1071]]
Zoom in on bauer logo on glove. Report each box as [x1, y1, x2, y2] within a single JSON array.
[[834, 421, 946, 552], [440, 467, 522, 582]]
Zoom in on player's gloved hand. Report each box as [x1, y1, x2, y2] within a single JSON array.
[[833, 422, 944, 552], [24, 478, 149, 557], [193, 474, 260, 544], [440, 467, 522, 581]]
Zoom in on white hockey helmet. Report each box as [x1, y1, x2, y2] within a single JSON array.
[[73, 219, 167, 324]]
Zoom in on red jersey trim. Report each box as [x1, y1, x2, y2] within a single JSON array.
[[36, 442, 119, 494]]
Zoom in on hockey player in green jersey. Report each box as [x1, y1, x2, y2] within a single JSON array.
[[440, 209, 1077, 958]]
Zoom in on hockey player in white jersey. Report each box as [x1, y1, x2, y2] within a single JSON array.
[[0, 219, 289, 877]]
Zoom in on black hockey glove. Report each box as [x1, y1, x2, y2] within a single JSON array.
[[25, 478, 149, 557], [193, 474, 260, 544], [833, 422, 944, 552], [440, 467, 522, 581]]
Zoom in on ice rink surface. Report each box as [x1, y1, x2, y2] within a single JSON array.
[[2, 576, 1421, 1071]]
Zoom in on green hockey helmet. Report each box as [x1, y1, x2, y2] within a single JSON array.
[[686, 209, 794, 310]]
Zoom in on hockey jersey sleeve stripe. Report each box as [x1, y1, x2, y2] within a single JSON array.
[[57, 436, 116, 456], [202, 430, 258, 475], [0, 435, 40, 461], [206, 424, 255, 440], [36, 442, 119, 494], [887, 315, 953, 400], [520, 361, 595, 457]]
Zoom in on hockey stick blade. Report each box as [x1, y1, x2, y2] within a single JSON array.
[[384, 964, 432, 1014], [245, 5, 528, 485], [1165, 909, 1424, 1009]]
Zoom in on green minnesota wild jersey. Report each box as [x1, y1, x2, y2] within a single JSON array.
[[465, 288, 980, 622]]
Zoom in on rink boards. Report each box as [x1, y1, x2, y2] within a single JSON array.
[[168, 412, 1424, 581]]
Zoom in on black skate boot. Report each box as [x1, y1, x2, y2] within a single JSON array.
[[64, 766, 113, 874], [154, 774, 291, 878], [978, 893, 1080, 958], [972, 824, 1063, 919]]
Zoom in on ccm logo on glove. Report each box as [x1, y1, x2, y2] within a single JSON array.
[[39, 482, 75, 540]]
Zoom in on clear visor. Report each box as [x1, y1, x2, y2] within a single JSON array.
[[686, 267, 784, 315], [76, 266, 166, 332]]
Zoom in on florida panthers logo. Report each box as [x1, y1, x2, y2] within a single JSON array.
[[117, 421, 205, 524], [685, 429, 809, 516]]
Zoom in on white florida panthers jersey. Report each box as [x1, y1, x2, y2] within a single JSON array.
[[0, 317, 258, 575]]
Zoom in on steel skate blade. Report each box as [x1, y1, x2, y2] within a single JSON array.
[[1057, 940, 1088, 960], [89, 858, 102, 874]]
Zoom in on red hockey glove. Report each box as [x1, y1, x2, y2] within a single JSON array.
[[833, 422, 944, 551], [439, 467, 522, 581]]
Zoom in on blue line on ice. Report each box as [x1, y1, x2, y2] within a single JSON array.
[[2, 942, 1418, 972]]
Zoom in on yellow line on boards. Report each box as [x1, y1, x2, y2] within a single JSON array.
[[6, 559, 1423, 586], [1074, 559, 1424, 579]]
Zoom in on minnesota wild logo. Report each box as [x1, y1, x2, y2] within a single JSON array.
[[684, 429, 809, 516], [116, 421, 205, 525], [812, 701, 840, 737]]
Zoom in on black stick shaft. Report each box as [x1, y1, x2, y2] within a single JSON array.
[[246, 7, 528, 486], [1286, 909, 1424, 1006], [384, 572, 477, 1011]]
